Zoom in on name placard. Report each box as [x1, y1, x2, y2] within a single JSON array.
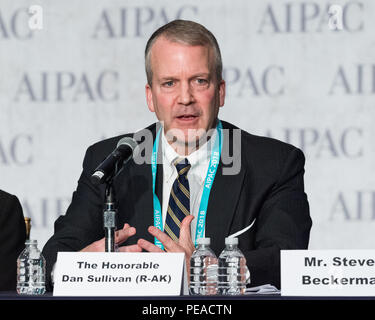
[[53, 252, 187, 296], [281, 250, 375, 296]]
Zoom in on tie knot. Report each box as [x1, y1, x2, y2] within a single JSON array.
[[175, 158, 191, 177]]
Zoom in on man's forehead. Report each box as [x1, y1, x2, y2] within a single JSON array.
[[149, 37, 214, 73], [150, 36, 210, 55]]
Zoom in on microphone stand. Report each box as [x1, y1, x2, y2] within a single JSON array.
[[102, 158, 127, 252], [103, 178, 117, 253]]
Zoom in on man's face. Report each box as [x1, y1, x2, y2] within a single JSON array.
[[145, 37, 225, 147]]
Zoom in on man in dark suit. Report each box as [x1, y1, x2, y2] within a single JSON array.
[[0, 190, 26, 291], [42, 20, 311, 290]]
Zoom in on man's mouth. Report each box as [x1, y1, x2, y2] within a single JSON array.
[[176, 114, 199, 120]]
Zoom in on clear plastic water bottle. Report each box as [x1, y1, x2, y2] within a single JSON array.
[[218, 237, 248, 295], [189, 238, 218, 295], [17, 239, 46, 295]]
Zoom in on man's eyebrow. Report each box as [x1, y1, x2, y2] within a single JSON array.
[[157, 73, 211, 82], [158, 76, 178, 82], [191, 73, 210, 78]]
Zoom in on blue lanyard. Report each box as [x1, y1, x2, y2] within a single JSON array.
[[151, 121, 223, 250]]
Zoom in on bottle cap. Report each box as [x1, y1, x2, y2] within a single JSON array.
[[24, 217, 31, 240], [225, 237, 238, 245], [196, 237, 211, 245]]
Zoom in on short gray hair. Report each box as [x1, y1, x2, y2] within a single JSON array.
[[145, 20, 223, 86]]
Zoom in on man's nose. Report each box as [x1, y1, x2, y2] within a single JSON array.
[[177, 82, 194, 105]]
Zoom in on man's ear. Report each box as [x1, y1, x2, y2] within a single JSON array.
[[145, 84, 155, 112], [219, 79, 226, 108]]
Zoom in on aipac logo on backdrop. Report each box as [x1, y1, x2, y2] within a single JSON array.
[[223, 66, 285, 97], [329, 64, 375, 95], [0, 134, 33, 166], [265, 127, 364, 159], [92, 5, 198, 38], [13, 71, 119, 102], [330, 191, 375, 221], [257, 2, 364, 33], [0, 6, 43, 39]]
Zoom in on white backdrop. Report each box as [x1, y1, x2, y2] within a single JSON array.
[[1, 0, 374, 249]]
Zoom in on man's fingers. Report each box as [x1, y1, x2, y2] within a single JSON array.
[[147, 226, 179, 252], [80, 223, 137, 252], [137, 238, 164, 253], [115, 223, 136, 245], [178, 216, 195, 271], [179, 215, 194, 241]]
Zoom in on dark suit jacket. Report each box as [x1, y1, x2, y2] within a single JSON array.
[[0, 190, 26, 291], [42, 120, 312, 290]]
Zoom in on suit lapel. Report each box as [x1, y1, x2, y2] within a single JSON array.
[[130, 123, 163, 243], [206, 162, 246, 251], [128, 161, 154, 242], [205, 123, 246, 253]]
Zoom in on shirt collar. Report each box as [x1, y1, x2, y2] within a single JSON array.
[[161, 128, 217, 184]]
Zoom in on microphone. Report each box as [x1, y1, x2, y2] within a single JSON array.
[[91, 137, 138, 185]]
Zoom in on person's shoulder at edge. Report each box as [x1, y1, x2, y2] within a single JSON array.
[[0, 189, 22, 210]]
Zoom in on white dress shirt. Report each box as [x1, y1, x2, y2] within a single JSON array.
[[161, 129, 217, 241]]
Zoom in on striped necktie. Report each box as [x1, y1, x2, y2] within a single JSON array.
[[164, 158, 191, 242]]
